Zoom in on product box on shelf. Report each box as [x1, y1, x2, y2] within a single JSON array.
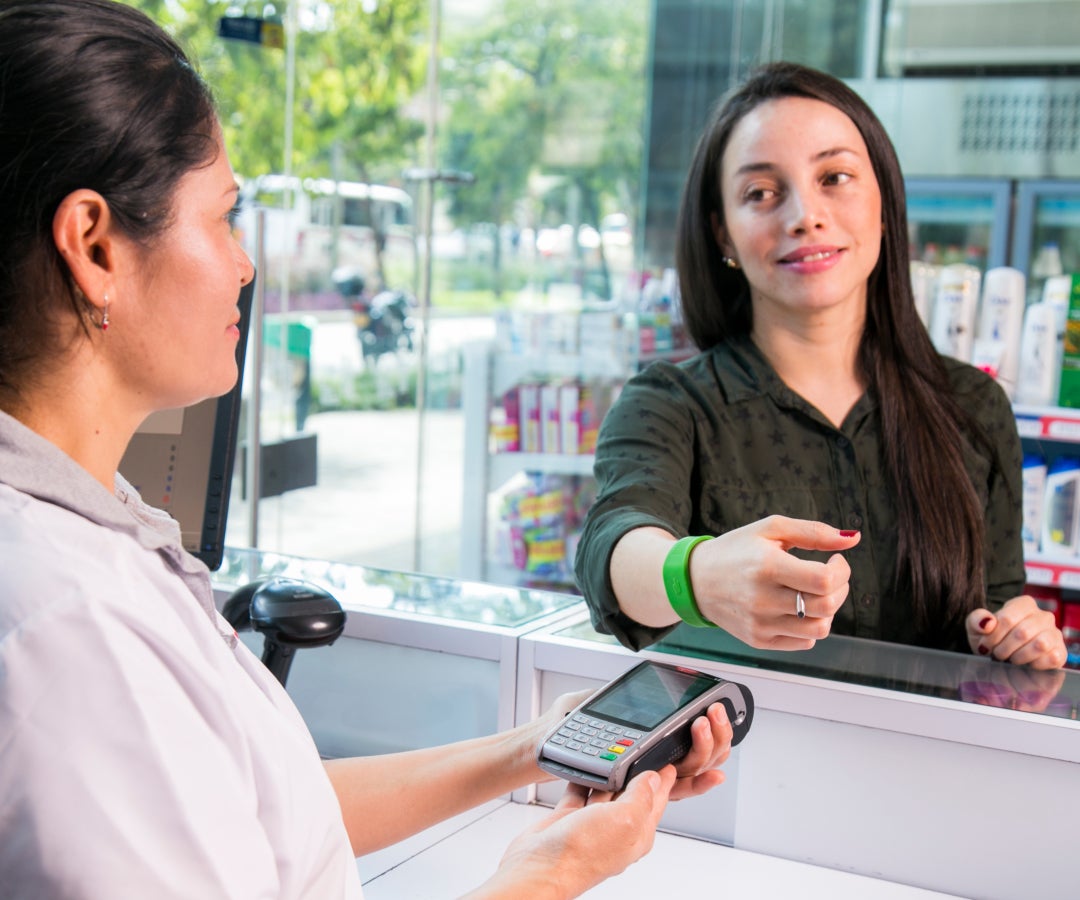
[[1055, 274, 1080, 407], [519, 382, 542, 453], [489, 377, 621, 456], [488, 472, 597, 589], [489, 387, 521, 452]]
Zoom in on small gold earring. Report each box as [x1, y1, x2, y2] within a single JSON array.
[[722, 256, 740, 269]]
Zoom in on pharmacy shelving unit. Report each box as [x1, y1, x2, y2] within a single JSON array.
[[459, 339, 626, 590], [1015, 403, 1080, 589]]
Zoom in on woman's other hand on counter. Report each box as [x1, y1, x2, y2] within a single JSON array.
[[967, 596, 1068, 670]]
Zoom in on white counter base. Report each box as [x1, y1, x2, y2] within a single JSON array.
[[358, 799, 960, 899]]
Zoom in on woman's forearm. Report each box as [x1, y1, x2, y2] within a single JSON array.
[[609, 526, 680, 628]]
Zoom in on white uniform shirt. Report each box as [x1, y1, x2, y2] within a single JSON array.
[[0, 411, 362, 899]]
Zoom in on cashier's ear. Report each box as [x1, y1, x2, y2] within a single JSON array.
[[53, 189, 120, 303]]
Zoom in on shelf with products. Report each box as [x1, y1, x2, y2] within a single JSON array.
[[460, 300, 690, 592], [1014, 404, 1080, 593]]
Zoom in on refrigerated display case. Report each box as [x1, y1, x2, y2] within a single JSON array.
[[904, 176, 1012, 275], [1010, 179, 1080, 304]]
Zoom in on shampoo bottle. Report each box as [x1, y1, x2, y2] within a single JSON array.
[[929, 263, 980, 362], [1041, 456, 1080, 560], [910, 260, 939, 329], [1022, 452, 1047, 556], [973, 266, 1026, 398], [1016, 302, 1063, 406]]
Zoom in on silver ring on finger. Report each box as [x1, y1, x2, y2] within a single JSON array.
[[795, 591, 806, 619]]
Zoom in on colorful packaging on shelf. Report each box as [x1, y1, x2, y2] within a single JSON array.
[[540, 382, 562, 454], [489, 387, 521, 452], [1054, 275, 1080, 407], [1061, 601, 1080, 669], [519, 382, 542, 452], [559, 382, 581, 455], [489, 472, 598, 588]]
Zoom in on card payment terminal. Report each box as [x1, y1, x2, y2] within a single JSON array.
[[537, 660, 753, 792]]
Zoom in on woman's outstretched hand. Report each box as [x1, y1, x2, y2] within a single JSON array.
[[690, 516, 861, 650]]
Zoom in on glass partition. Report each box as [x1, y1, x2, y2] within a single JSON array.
[[553, 616, 1080, 721], [132, 1, 1080, 704]]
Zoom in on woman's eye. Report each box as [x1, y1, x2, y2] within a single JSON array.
[[823, 171, 853, 186], [227, 202, 242, 226], [743, 186, 776, 203]]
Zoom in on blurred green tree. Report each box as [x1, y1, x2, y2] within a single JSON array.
[[440, 0, 647, 301]]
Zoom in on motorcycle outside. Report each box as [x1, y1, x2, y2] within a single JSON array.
[[333, 267, 417, 366]]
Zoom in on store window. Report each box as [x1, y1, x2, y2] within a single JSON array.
[[132, 1, 1080, 649], [128, 0, 653, 588]]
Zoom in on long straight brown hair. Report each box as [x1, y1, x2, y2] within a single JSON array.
[[675, 62, 992, 645]]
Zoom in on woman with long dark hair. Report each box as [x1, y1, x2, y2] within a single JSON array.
[[575, 62, 1065, 669]]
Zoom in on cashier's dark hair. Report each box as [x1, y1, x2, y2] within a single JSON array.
[[0, 0, 217, 403], [676, 61, 996, 647]]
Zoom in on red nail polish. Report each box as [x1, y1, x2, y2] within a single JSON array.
[[978, 616, 992, 631], [839, 530, 858, 537], [977, 644, 989, 655]]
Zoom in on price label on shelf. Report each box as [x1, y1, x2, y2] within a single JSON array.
[[1014, 417, 1042, 438], [1025, 566, 1054, 586], [1044, 416, 1080, 441], [1057, 569, 1080, 590]]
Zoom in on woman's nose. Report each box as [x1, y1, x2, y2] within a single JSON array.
[[785, 188, 826, 233]]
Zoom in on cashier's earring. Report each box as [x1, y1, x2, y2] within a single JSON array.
[[722, 256, 740, 269], [96, 294, 110, 332]]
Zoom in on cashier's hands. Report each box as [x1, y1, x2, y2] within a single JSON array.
[[471, 696, 733, 900], [534, 690, 733, 800], [471, 766, 677, 900], [965, 595, 1067, 669]]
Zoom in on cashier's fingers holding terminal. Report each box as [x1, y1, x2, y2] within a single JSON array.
[[537, 661, 753, 798], [966, 596, 1068, 670]]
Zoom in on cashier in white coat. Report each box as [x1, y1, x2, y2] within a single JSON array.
[[0, 3, 735, 898]]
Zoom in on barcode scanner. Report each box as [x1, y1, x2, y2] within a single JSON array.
[[222, 577, 347, 686]]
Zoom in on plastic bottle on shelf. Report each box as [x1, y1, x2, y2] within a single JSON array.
[[1022, 452, 1047, 557], [972, 267, 1026, 398], [929, 263, 980, 362], [1028, 241, 1064, 305], [1041, 456, 1080, 560], [1015, 302, 1064, 406], [910, 260, 939, 329]]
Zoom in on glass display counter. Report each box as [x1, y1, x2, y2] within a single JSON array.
[[213, 547, 584, 757], [516, 610, 1079, 900], [213, 550, 1077, 899]]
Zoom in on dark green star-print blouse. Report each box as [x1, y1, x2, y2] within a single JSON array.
[[574, 333, 1025, 653]]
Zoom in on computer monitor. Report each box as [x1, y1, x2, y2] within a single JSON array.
[[118, 278, 255, 571]]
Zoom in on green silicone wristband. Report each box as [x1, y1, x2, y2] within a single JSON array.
[[662, 535, 717, 628]]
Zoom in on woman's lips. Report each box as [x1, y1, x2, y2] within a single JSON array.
[[779, 246, 844, 271]]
